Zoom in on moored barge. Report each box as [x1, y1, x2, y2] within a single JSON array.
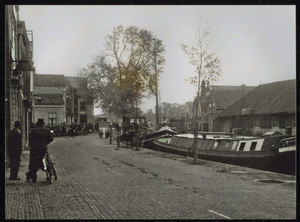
[[153, 132, 295, 175]]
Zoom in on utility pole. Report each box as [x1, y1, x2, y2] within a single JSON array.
[[155, 53, 159, 127], [194, 92, 199, 164]]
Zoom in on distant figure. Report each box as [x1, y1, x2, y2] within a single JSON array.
[[147, 120, 153, 129], [7, 121, 22, 180]]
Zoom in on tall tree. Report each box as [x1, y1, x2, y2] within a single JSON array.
[[180, 17, 222, 163], [77, 25, 165, 118]]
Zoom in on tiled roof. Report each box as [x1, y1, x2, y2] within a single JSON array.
[[34, 74, 67, 87], [211, 85, 256, 91], [213, 89, 253, 110], [217, 79, 296, 117], [65, 77, 85, 97], [34, 87, 65, 94]]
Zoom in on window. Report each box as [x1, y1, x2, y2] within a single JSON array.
[[285, 119, 292, 128], [272, 117, 279, 127], [49, 113, 57, 124], [80, 101, 87, 111], [231, 141, 238, 150], [10, 15, 16, 62], [250, 142, 257, 151], [239, 142, 246, 151], [253, 118, 260, 127]]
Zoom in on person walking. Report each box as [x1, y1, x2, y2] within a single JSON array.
[[26, 119, 53, 182], [7, 121, 22, 180]]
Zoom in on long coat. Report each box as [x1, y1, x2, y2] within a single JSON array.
[[7, 128, 22, 159], [29, 127, 53, 170]]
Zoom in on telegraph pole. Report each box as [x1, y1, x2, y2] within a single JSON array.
[[155, 53, 159, 127], [194, 92, 199, 164]]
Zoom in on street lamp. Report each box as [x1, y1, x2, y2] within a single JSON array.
[[11, 56, 34, 72]]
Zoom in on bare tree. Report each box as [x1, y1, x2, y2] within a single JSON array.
[[180, 17, 222, 163]]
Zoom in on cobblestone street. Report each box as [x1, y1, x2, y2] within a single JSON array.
[[5, 132, 296, 220]]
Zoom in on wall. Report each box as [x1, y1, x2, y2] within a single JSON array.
[[221, 118, 231, 133], [77, 98, 94, 125], [219, 114, 296, 136], [33, 106, 65, 125]]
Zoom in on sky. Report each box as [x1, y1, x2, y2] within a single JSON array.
[[18, 5, 296, 115]]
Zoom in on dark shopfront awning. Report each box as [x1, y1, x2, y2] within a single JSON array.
[[13, 56, 34, 72]]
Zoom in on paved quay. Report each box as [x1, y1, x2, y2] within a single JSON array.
[[5, 132, 296, 220]]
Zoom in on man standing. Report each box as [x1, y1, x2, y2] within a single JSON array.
[[7, 121, 22, 180], [26, 119, 53, 182]]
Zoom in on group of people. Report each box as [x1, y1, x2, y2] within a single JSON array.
[[7, 119, 53, 182]]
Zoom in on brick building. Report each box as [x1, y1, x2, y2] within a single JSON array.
[[65, 77, 94, 125], [33, 75, 94, 126], [5, 5, 34, 150], [216, 79, 296, 136], [33, 74, 75, 125], [193, 81, 256, 132]]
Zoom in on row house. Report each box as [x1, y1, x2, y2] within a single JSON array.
[[33, 74, 94, 126], [216, 79, 296, 136], [33, 74, 75, 125], [5, 5, 34, 150], [65, 77, 94, 125], [193, 81, 256, 132]]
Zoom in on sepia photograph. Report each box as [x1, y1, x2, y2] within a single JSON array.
[[5, 5, 296, 219]]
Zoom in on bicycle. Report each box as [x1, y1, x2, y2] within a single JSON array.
[[42, 151, 57, 184]]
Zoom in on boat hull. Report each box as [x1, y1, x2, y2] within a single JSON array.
[[154, 138, 295, 176]]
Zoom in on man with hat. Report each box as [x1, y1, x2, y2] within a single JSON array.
[[26, 118, 53, 182], [7, 120, 22, 180]]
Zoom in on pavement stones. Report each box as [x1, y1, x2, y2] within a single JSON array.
[[5, 133, 296, 219]]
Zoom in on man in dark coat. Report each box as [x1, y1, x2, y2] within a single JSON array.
[[26, 119, 53, 182], [7, 121, 22, 180]]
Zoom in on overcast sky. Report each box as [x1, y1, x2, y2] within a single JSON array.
[[18, 5, 296, 114]]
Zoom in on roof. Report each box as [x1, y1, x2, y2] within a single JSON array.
[[217, 79, 296, 117], [34, 74, 67, 87], [213, 89, 253, 110], [65, 76, 80, 88], [34, 87, 65, 94], [211, 85, 256, 91], [65, 76, 86, 97]]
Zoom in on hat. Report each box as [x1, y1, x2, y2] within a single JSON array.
[[14, 121, 21, 127], [36, 119, 45, 125]]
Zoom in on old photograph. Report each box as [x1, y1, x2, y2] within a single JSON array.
[[5, 5, 296, 219]]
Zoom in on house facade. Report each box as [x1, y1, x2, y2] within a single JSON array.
[[193, 81, 256, 132], [65, 77, 94, 125], [33, 74, 75, 125], [216, 79, 296, 136], [5, 5, 34, 150]]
